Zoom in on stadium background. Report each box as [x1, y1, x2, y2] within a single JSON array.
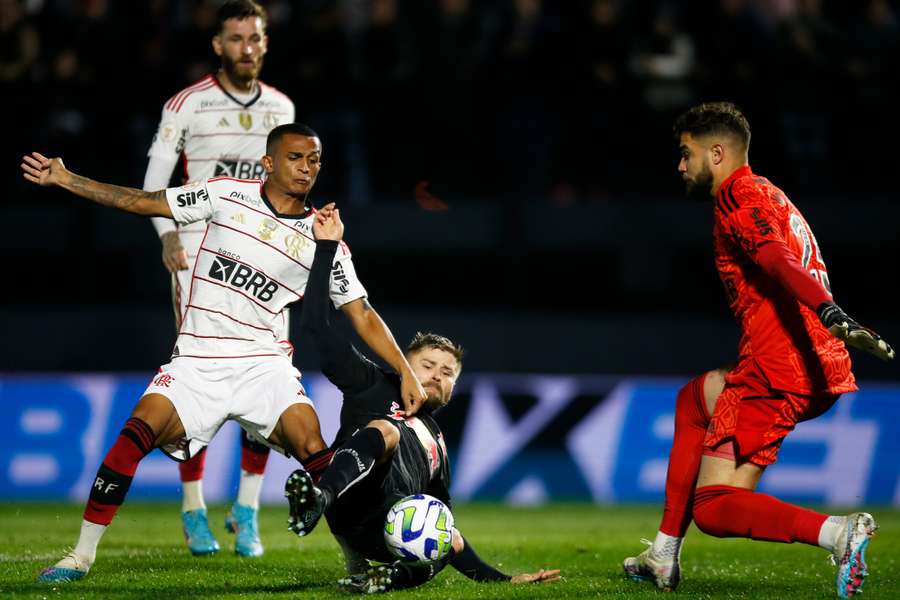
[[2, 0, 899, 509]]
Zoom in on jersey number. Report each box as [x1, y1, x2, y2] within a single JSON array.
[[789, 214, 831, 294]]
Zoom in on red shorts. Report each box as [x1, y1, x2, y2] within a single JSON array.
[[703, 358, 839, 466]]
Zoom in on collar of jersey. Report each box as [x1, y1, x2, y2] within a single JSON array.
[[260, 186, 314, 220], [717, 164, 753, 196], [211, 73, 262, 109]]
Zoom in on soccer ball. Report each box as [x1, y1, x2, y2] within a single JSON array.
[[383, 494, 454, 563]]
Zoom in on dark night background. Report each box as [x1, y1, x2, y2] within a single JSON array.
[[2, 0, 898, 381]]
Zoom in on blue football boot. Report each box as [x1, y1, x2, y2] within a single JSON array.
[[37, 552, 90, 583], [225, 503, 263, 557], [182, 508, 220, 556]]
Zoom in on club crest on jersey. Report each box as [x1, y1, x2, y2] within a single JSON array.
[[284, 234, 310, 259], [263, 111, 279, 131], [258, 218, 278, 241], [208, 256, 279, 302], [239, 112, 253, 130]]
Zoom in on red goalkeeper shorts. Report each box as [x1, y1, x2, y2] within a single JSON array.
[[703, 358, 840, 466]]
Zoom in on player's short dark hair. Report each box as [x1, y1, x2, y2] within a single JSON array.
[[406, 332, 464, 370], [673, 102, 751, 148], [216, 0, 267, 34], [266, 123, 320, 155]]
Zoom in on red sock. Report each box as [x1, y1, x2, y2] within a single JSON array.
[[693, 484, 827, 545], [659, 374, 711, 537], [240, 430, 270, 475], [178, 447, 206, 482], [301, 448, 334, 483], [84, 417, 155, 525]]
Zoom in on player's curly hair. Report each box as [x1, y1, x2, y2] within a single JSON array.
[[217, 0, 267, 34], [673, 102, 751, 148], [406, 332, 464, 368]]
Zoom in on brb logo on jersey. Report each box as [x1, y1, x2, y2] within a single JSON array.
[[176, 188, 209, 207], [208, 255, 279, 302], [214, 160, 265, 180]]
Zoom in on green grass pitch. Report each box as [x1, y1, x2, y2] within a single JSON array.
[[1, 503, 897, 599]]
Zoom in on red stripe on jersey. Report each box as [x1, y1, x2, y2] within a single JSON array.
[[195, 108, 291, 114], [178, 331, 256, 342], [209, 221, 312, 271], [176, 225, 212, 343], [175, 82, 215, 112], [193, 275, 282, 315], [218, 197, 315, 244], [166, 75, 214, 110], [199, 247, 303, 300], [208, 176, 262, 184], [191, 133, 268, 138], [186, 304, 277, 337], [174, 353, 283, 360]]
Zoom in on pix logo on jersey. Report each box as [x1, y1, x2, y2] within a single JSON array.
[[209, 255, 279, 302], [176, 188, 209, 207]]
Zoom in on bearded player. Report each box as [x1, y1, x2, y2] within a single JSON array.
[[623, 102, 893, 598], [144, 0, 295, 558], [23, 122, 426, 583]]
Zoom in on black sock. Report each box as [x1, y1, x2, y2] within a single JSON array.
[[317, 427, 387, 505]]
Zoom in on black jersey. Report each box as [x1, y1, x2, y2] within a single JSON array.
[[300, 240, 451, 561]]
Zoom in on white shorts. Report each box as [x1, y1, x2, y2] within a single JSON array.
[[143, 356, 313, 461]]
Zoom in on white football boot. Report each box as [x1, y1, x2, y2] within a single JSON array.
[[623, 539, 680, 591], [833, 512, 878, 598]]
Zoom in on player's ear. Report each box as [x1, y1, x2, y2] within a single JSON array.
[[710, 143, 725, 166], [261, 154, 275, 174], [212, 35, 223, 57]]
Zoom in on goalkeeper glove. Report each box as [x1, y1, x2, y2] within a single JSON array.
[[817, 302, 895, 361]]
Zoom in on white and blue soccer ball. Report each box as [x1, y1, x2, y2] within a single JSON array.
[[383, 494, 454, 563]]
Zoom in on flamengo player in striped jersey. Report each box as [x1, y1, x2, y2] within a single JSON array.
[[22, 122, 427, 584], [144, 0, 295, 559], [623, 103, 894, 598]]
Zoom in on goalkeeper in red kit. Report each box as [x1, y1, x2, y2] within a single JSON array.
[[623, 102, 893, 598]]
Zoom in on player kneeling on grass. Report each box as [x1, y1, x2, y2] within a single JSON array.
[[284, 207, 561, 593], [20, 123, 428, 583], [623, 102, 893, 598]]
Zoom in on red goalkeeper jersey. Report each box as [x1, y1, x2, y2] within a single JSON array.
[[713, 166, 857, 395]]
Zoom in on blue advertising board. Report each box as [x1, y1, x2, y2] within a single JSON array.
[[2, 374, 898, 506]]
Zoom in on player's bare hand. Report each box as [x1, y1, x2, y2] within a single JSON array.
[[313, 206, 344, 241], [818, 302, 895, 361], [160, 231, 189, 273], [399, 368, 427, 416], [21, 152, 67, 187], [317, 202, 336, 221], [510, 569, 561, 584]]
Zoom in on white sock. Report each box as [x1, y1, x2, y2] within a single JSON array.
[[651, 531, 683, 561], [236, 470, 264, 509], [818, 515, 846, 552], [182, 480, 206, 512], [72, 520, 106, 565]]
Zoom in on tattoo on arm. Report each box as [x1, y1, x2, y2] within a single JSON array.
[[64, 173, 168, 216]]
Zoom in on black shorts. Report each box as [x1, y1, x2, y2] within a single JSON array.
[[325, 420, 433, 563]]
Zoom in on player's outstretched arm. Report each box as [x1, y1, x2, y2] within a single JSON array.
[[21, 152, 172, 218], [817, 302, 895, 361]]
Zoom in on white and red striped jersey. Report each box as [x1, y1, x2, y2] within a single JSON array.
[[147, 74, 295, 254], [165, 177, 366, 360]]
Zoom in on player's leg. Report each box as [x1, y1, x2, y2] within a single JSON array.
[[286, 419, 401, 537], [178, 448, 220, 556], [39, 393, 186, 582], [624, 368, 725, 591], [223, 430, 271, 557], [692, 392, 876, 597]]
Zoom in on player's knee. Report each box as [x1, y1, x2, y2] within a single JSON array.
[[366, 419, 399, 454], [130, 393, 178, 444]]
